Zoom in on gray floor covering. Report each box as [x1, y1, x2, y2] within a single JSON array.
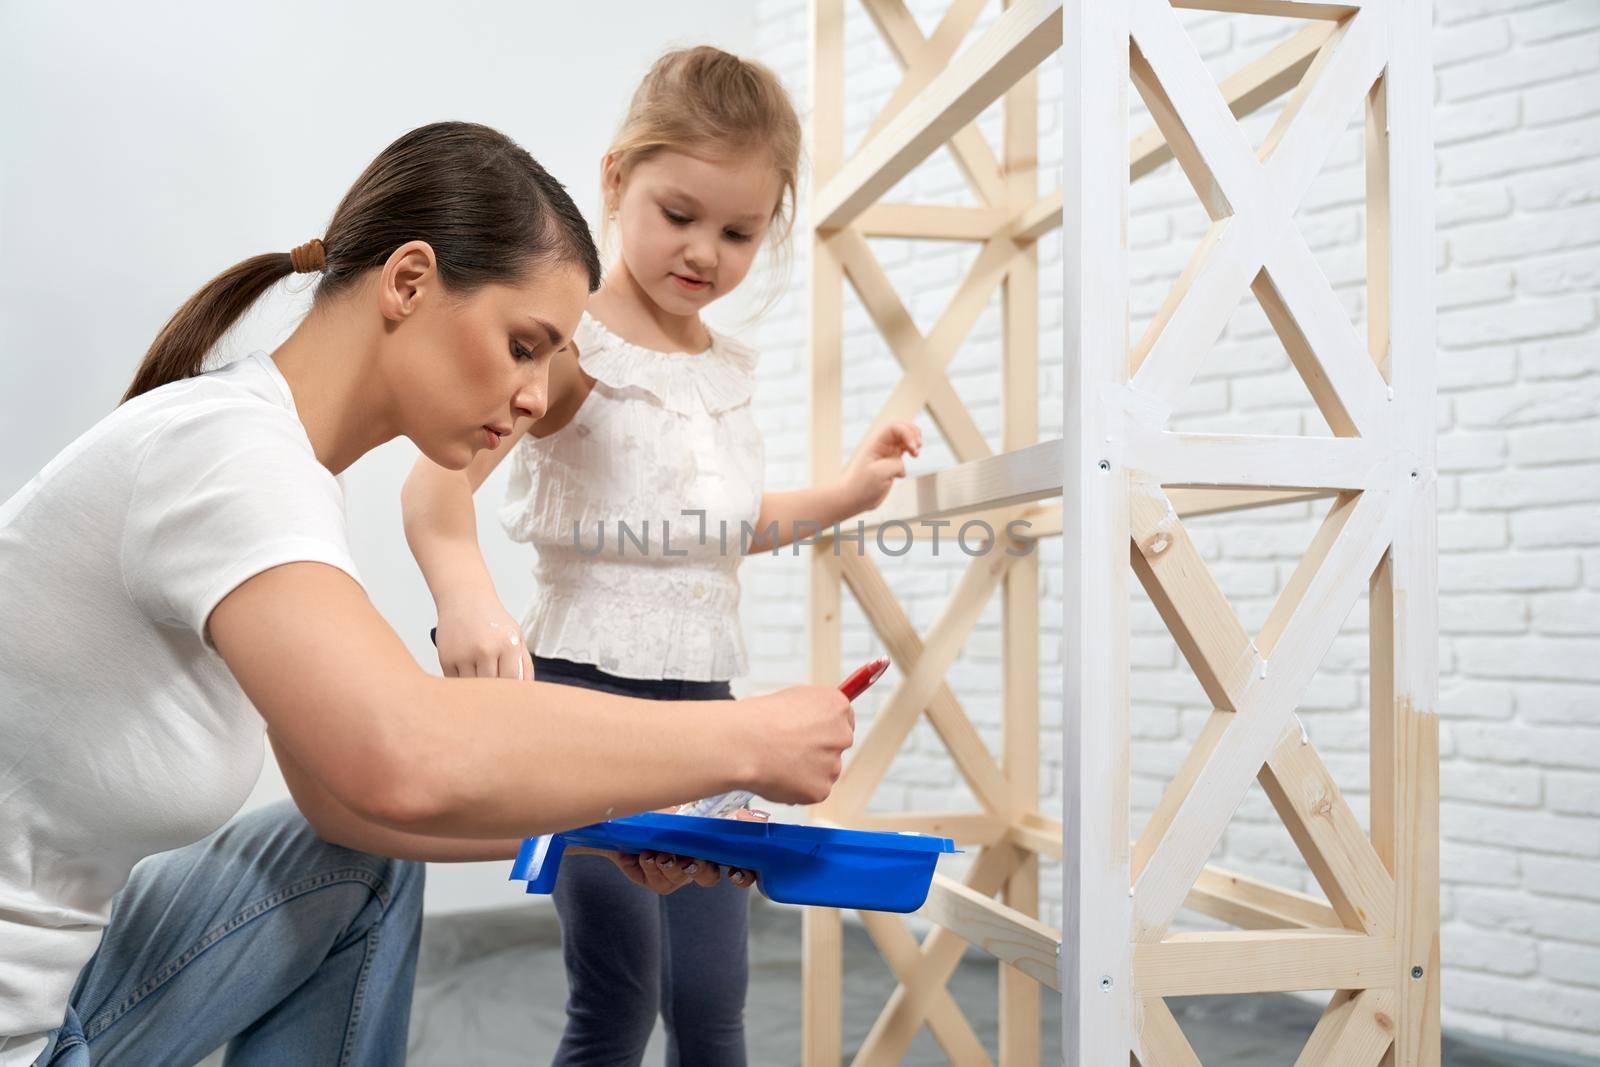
[[404, 901, 1562, 1066]]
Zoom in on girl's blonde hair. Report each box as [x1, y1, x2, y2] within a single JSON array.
[[603, 47, 802, 308]]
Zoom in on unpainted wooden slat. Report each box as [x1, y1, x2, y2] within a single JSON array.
[[830, 228, 993, 462], [921, 873, 1062, 990], [1128, 481, 1258, 710], [814, 0, 1062, 232], [854, 845, 1021, 1067], [1133, 930, 1395, 997], [858, 907, 996, 1067], [1187, 863, 1341, 930], [825, 550, 1014, 821], [860, 0, 1005, 204], [803, 5, 845, 1063], [1295, 989, 1398, 1067], [1137, 996, 1205, 1067], [856, 202, 1010, 240]]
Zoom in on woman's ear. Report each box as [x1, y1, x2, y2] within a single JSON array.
[[378, 240, 438, 322]]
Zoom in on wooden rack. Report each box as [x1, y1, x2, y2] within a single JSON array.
[[803, 1, 1438, 1063]]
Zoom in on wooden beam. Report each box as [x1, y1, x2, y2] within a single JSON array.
[[1166, 486, 1337, 518], [858, 908, 996, 1067], [1128, 481, 1258, 711], [1011, 27, 1338, 242], [1366, 73, 1392, 380], [1009, 815, 1061, 859], [1000, 60, 1043, 1056], [1138, 996, 1205, 1067], [860, 0, 1005, 205], [1131, 22, 1337, 181], [1132, 489, 1391, 941], [1170, 0, 1361, 18], [1010, 190, 1063, 244], [1133, 930, 1395, 997], [1132, 711, 1235, 881], [855, 202, 1009, 240], [830, 229, 993, 462], [847, 498, 1061, 543], [827, 551, 1014, 821], [1254, 257, 1392, 440], [856, 845, 1020, 1066], [1260, 727, 1397, 936], [813, 0, 1062, 233], [1123, 430, 1389, 491], [1296, 989, 1397, 1067], [822, 810, 1009, 846], [803, 6, 844, 1065], [920, 873, 1062, 990], [864, 231, 1017, 463], [852, 23, 1338, 250], [856, 439, 1065, 530], [1062, 0, 1134, 1058], [1259, 5, 1387, 208], [1010, 816, 1345, 931], [1373, 3, 1441, 1060], [1187, 863, 1341, 930], [1130, 33, 1231, 219]]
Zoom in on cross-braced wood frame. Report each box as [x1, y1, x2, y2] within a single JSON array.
[[803, 1, 1438, 1064]]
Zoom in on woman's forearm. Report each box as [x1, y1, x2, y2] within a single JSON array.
[[214, 564, 847, 849], [390, 677, 756, 839], [273, 734, 522, 861]]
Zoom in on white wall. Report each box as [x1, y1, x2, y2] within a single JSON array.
[[0, 1, 755, 913], [745, 0, 1600, 1058]]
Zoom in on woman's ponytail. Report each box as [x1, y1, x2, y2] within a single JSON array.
[[121, 252, 297, 403], [121, 121, 601, 404]]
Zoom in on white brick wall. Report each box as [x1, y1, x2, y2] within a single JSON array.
[[738, 0, 1600, 1057]]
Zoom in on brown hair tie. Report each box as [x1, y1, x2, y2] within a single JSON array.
[[289, 238, 326, 274]]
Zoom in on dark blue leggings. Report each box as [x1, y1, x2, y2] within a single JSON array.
[[534, 656, 750, 1067]]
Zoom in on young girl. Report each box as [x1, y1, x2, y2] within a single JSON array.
[[0, 121, 855, 1067], [403, 50, 920, 1066]]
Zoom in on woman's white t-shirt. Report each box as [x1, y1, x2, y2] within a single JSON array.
[[0, 353, 362, 1065]]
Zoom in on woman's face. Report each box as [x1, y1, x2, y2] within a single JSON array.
[[388, 258, 590, 470], [608, 149, 782, 317]]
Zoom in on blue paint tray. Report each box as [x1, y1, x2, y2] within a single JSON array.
[[510, 812, 958, 913]]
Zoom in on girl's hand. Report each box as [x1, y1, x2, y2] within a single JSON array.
[[435, 600, 530, 680], [571, 809, 767, 894], [839, 420, 921, 516]]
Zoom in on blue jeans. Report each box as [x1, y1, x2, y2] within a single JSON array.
[[534, 656, 750, 1067], [32, 800, 424, 1066]]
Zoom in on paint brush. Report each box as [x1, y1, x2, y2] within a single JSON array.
[[675, 655, 893, 819]]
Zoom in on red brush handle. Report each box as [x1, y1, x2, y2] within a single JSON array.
[[839, 656, 891, 701]]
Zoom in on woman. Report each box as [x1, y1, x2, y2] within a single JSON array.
[[0, 121, 853, 1067]]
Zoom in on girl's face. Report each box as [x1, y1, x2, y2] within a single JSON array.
[[608, 149, 783, 317], [387, 256, 591, 470]]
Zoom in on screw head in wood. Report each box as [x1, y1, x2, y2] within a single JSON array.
[[1097, 459, 1110, 472], [1411, 965, 1424, 979], [1099, 975, 1113, 991]]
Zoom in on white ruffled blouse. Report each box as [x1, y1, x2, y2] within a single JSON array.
[[500, 312, 764, 681]]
